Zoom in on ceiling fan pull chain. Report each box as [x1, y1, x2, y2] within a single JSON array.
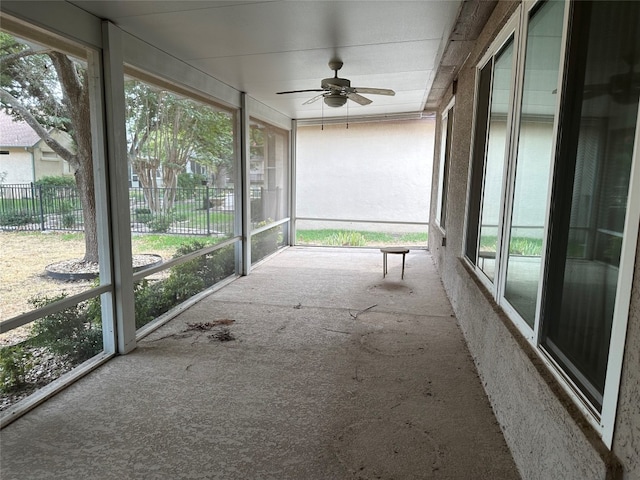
[[346, 99, 349, 129]]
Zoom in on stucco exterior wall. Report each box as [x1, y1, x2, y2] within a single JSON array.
[[0, 133, 72, 184], [429, 1, 639, 478], [613, 237, 640, 479], [0, 149, 33, 183], [33, 134, 73, 179], [296, 119, 434, 232], [33, 151, 67, 178]]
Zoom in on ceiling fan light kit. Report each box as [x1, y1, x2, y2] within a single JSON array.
[[277, 59, 395, 108], [323, 93, 348, 107]]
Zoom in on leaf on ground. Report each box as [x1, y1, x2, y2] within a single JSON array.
[[209, 327, 235, 342], [185, 319, 235, 331]]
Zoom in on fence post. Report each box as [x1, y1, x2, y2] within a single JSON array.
[[38, 184, 45, 231], [206, 185, 211, 235], [30, 182, 37, 218]]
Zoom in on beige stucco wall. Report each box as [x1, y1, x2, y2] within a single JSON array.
[[0, 148, 33, 183], [613, 236, 640, 478], [1, 133, 73, 184], [33, 151, 67, 179], [429, 1, 639, 478], [296, 119, 434, 233], [33, 135, 73, 180]]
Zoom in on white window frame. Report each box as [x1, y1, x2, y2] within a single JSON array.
[[496, 0, 569, 342], [435, 97, 455, 232], [470, 9, 522, 295], [41, 150, 59, 161], [464, 0, 640, 448]]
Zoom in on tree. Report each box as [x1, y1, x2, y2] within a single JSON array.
[[0, 32, 99, 263], [125, 80, 234, 213]]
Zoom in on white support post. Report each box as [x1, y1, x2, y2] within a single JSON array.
[[289, 119, 297, 246], [102, 21, 136, 353], [241, 93, 251, 275], [86, 48, 116, 354]]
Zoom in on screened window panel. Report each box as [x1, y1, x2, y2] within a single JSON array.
[[249, 120, 289, 227]]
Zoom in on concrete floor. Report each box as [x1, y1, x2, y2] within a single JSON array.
[[0, 247, 520, 479]]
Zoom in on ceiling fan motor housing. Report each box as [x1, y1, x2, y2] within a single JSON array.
[[321, 75, 350, 107], [322, 77, 350, 90]]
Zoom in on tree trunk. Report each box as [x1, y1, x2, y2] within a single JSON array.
[[133, 161, 162, 214], [49, 52, 99, 263], [162, 168, 179, 213], [76, 164, 99, 263], [215, 165, 228, 188], [72, 91, 99, 263]]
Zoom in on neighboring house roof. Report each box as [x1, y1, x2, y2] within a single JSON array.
[[0, 111, 41, 147]]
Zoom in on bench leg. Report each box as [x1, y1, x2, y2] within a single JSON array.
[[402, 253, 406, 279], [383, 252, 387, 278]]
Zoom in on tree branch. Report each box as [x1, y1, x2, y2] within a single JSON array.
[[0, 47, 53, 69], [0, 88, 76, 162]]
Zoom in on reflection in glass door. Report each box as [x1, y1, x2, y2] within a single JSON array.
[[503, 0, 565, 326], [478, 38, 515, 282], [542, 0, 640, 410]]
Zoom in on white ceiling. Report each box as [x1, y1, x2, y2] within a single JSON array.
[[70, 0, 463, 120]]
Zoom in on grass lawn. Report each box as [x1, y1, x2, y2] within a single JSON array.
[[296, 229, 428, 247], [0, 231, 227, 326], [1, 228, 425, 326]]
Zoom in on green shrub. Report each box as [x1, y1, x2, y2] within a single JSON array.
[[85, 288, 103, 325], [29, 294, 102, 364], [178, 172, 207, 199], [173, 212, 188, 222], [34, 175, 75, 188], [0, 345, 33, 393], [59, 200, 75, 215], [136, 214, 154, 224], [133, 242, 236, 329], [133, 208, 154, 224], [172, 240, 215, 287], [147, 215, 173, 233], [62, 213, 75, 228], [34, 177, 79, 215], [0, 210, 34, 226], [134, 279, 172, 328]]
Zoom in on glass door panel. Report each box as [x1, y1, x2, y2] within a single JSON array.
[[504, 0, 565, 326], [542, 0, 640, 409], [478, 38, 515, 282]]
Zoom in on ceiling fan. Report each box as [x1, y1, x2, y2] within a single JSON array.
[[276, 60, 395, 107]]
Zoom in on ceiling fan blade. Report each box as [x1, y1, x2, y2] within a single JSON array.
[[276, 89, 325, 95], [347, 92, 372, 105], [303, 93, 325, 105], [353, 87, 395, 96]]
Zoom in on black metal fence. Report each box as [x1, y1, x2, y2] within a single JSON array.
[[0, 183, 237, 236]]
